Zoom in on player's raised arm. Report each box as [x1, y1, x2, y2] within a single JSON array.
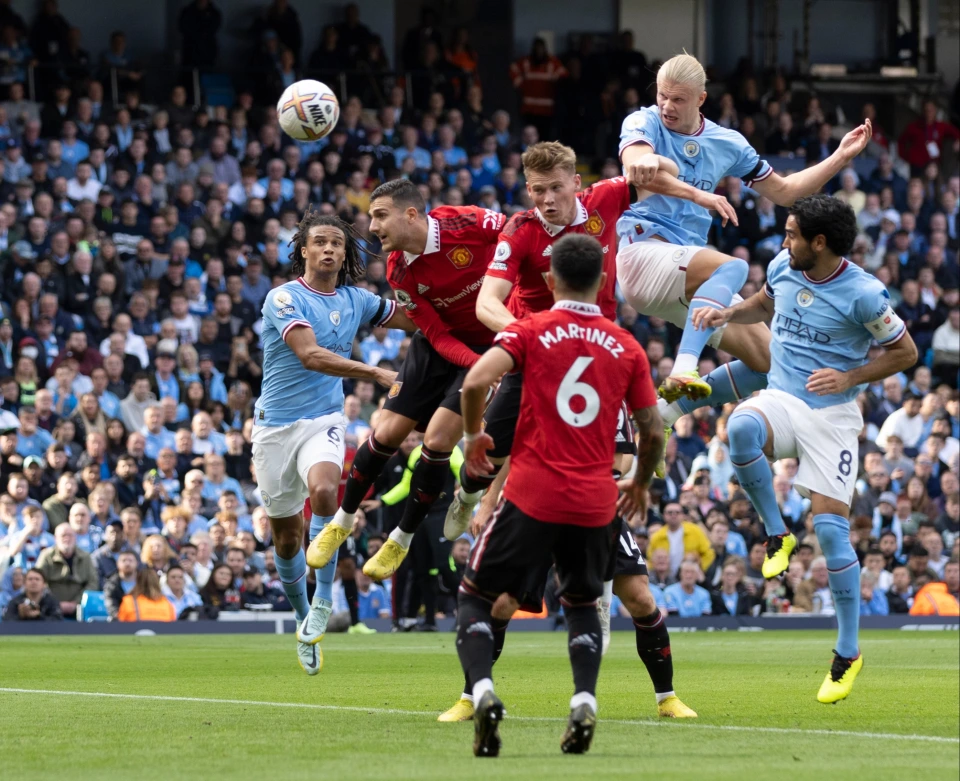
[[751, 120, 873, 206], [284, 326, 396, 388]]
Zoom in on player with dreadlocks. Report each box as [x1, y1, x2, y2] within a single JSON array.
[[252, 207, 414, 675]]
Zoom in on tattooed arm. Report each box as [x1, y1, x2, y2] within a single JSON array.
[[617, 404, 664, 519]]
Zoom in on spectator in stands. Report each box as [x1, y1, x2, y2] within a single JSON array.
[[510, 38, 566, 141], [859, 569, 889, 616], [898, 100, 960, 175], [648, 503, 714, 579], [2, 567, 61, 620], [710, 559, 757, 616], [663, 561, 711, 616], [793, 556, 833, 613], [35, 521, 97, 618], [117, 566, 175, 621]]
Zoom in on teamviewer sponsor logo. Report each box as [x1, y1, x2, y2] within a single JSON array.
[[432, 277, 484, 308]]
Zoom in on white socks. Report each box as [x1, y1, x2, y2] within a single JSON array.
[[389, 527, 413, 548], [657, 397, 684, 427], [460, 488, 483, 504], [672, 353, 699, 376], [656, 690, 676, 704], [472, 677, 494, 703], [602, 580, 613, 605], [332, 508, 354, 531], [570, 691, 597, 713]]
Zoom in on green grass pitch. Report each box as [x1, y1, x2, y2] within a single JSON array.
[[0, 629, 957, 780]]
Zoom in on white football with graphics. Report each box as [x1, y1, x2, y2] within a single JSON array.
[[276, 80, 340, 141]]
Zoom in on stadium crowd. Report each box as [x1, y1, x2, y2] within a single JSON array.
[[0, 1, 958, 624]]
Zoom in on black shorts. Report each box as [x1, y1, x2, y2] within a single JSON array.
[[606, 518, 648, 580], [484, 374, 636, 459], [338, 534, 358, 564], [615, 401, 637, 456], [481, 371, 523, 459], [461, 499, 612, 611], [383, 332, 478, 426]]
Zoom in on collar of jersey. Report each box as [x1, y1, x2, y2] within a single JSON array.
[[551, 300, 602, 316], [802, 258, 849, 285], [535, 200, 588, 237], [297, 277, 337, 296], [662, 110, 706, 137], [403, 215, 440, 264]]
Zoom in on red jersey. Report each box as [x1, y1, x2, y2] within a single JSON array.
[[494, 301, 656, 526], [486, 177, 631, 321], [387, 205, 505, 368]]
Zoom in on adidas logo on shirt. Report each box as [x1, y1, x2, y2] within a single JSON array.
[[542, 245, 553, 257], [418, 284, 430, 294]]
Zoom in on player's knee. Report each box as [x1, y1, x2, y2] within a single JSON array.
[[372, 412, 410, 449], [309, 483, 338, 517], [813, 517, 853, 561], [618, 578, 658, 617], [491, 593, 519, 620], [423, 428, 457, 453], [273, 526, 302, 558], [727, 410, 766, 455]]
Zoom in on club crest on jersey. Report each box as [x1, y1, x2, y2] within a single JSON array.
[[329, 310, 341, 327], [388, 381, 403, 399], [683, 140, 700, 158], [447, 245, 474, 269], [585, 212, 604, 236], [395, 289, 414, 309], [796, 288, 815, 307]]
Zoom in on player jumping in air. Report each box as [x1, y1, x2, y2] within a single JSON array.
[[456, 233, 661, 756], [617, 52, 872, 577], [306, 180, 504, 581], [252, 209, 413, 675], [439, 141, 707, 722], [694, 195, 917, 702]]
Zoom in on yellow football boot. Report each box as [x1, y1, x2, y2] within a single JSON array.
[[437, 697, 475, 722], [363, 538, 410, 580], [762, 532, 798, 579], [658, 371, 712, 404], [306, 523, 351, 569], [817, 652, 863, 704], [658, 696, 698, 718]]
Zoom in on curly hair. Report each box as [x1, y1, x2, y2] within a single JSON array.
[[788, 194, 858, 257], [288, 206, 370, 286]]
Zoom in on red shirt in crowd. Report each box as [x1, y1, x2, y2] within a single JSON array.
[[494, 300, 656, 526], [486, 177, 630, 322], [509, 55, 568, 117], [387, 205, 505, 368], [898, 117, 960, 169]]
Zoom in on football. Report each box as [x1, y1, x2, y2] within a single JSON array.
[[276, 79, 340, 141]]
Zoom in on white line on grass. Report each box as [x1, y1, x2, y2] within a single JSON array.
[[1, 687, 956, 745]]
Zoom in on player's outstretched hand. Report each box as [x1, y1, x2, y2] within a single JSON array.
[[617, 479, 648, 520], [373, 367, 398, 389], [694, 192, 739, 227], [691, 306, 730, 331], [838, 118, 872, 160], [625, 154, 660, 186], [806, 368, 852, 396], [464, 432, 496, 479]]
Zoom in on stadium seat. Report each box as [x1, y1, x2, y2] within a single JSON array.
[[78, 591, 108, 622], [200, 73, 235, 107]]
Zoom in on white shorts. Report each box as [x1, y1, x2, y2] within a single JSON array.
[[739, 389, 862, 504], [251, 413, 347, 518], [616, 240, 741, 348]]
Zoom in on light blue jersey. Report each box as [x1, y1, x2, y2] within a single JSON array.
[[663, 582, 712, 617], [764, 250, 907, 410], [255, 278, 396, 427], [617, 106, 773, 247]]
